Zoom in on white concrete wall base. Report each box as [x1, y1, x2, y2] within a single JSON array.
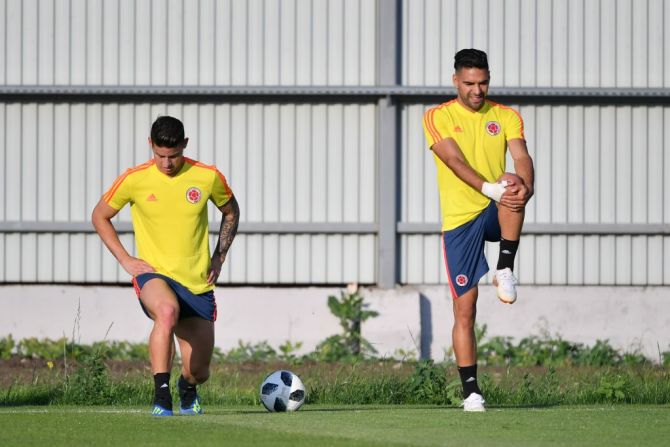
[[2, 285, 668, 361]]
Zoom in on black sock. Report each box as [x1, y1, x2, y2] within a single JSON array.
[[458, 364, 482, 398], [497, 238, 519, 271], [153, 372, 172, 408], [178, 375, 197, 406]]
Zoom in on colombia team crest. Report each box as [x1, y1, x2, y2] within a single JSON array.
[[186, 187, 202, 204], [485, 121, 501, 136], [455, 274, 469, 287]]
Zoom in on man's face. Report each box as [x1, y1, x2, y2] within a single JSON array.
[[150, 138, 187, 176], [453, 67, 490, 112]]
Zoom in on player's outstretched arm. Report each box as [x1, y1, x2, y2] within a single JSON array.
[[208, 196, 240, 285], [91, 199, 155, 276]]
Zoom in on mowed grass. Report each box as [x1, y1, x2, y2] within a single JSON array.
[[0, 405, 668, 447]]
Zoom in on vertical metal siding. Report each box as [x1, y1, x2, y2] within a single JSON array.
[[403, 0, 670, 88], [1, 0, 668, 287], [207, 233, 376, 284], [0, 102, 376, 284], [2, 0, 376, 87]]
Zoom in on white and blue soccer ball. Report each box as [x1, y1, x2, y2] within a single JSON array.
[[260, 370, 306, 412]]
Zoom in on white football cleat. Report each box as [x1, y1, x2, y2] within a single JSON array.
[[494, 267, 517, 304], [462, 393, 486, 412]]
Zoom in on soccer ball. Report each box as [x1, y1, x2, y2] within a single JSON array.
[[259, 370, 306, 412]]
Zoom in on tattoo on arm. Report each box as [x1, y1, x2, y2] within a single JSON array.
[[217, 196, 240, 262]]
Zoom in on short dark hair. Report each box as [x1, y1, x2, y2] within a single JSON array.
[[150, 116, 185, 148], [454, 49, 489, 71]]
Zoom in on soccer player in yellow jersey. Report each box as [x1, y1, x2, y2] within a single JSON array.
[[423, 49, 534, 412], [91, 116, 240, 416]]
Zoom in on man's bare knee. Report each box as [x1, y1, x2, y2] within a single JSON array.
[[154, 304, 179, 329]]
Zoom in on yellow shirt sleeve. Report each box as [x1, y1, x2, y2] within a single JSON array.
[[503, 107, 525, 141], [210, 169, 233, 207], [422, 106, 454, 148], [103, 169, 133, 210]]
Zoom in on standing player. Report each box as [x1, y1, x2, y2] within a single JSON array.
[[422, 49, 534, 411], [92, 116, 240, 416]]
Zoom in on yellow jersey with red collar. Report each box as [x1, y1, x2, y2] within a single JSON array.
[[103, 158, 233, 294], [423, 99, 525, 231]]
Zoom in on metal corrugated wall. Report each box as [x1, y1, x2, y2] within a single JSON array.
[[0, 0, 376, 86], [1, 0, 669, 286], [0, 101, 378, 284], [0, 0, 379, 284], [403, 0, 670, 88], [398, 0, 670, 286]]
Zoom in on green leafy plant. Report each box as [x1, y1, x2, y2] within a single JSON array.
[[313, 287, 379, 361], [17, 337, 70, 360], [0, 335, 15, 359], [474, 325, 651, 368], [63, 348, 113, 405], [278, 340, 303, 363], [406, 360, 448, 404], [216, 341, 278, 363], [596, 374, 628, 402]]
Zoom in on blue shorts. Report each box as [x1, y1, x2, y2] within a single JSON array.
[[442, 200, 501, 299], [132, 273, 217, 322]]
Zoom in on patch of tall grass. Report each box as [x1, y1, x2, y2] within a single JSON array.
[[2, 357, 668, 407], [1, 322, 668, 407]]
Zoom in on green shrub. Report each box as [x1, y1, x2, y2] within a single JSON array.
[[62, 350, 113, 405], [312, 288, 379, 362], [474, 325, 651, 368], [17, 337, 69, 360], [216, 341, 278, 362], [0, 335, 15, 359]]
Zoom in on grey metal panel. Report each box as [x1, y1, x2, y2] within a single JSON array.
[[6, 84, 670, 99], [6, 103, 21, 220], [5, 0, 376, 87], [400, 235, 670, 286], [567, 106, 583, 222], [5, 234, 20, 281], [0, 104, 3, 222], [402, 0, 669, 88], [0, 1, 5, 85], [22, 104, 38, 220], [666, 109, 670, 223]]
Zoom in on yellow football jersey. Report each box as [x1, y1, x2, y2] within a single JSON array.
[[423, 100, 525, 231], [103, 158, 233, 294]]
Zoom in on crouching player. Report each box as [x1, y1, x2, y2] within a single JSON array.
[[92, 116, 240, 416]]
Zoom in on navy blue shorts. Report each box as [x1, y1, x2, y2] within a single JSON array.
[[442, 200, 501, 299], [132, 273, 217, 322]]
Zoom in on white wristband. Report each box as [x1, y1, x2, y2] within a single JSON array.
[[481, 181, 507, 202]]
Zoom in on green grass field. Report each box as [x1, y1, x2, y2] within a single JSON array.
[[1, 405, 668, 447]]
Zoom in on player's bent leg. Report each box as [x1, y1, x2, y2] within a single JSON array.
[[496, 203, 524, 241], [138, 278, 181, 416], [494, 205, 524, 304], [139, 278, 181, 373], [175, 317, 214, 415]]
